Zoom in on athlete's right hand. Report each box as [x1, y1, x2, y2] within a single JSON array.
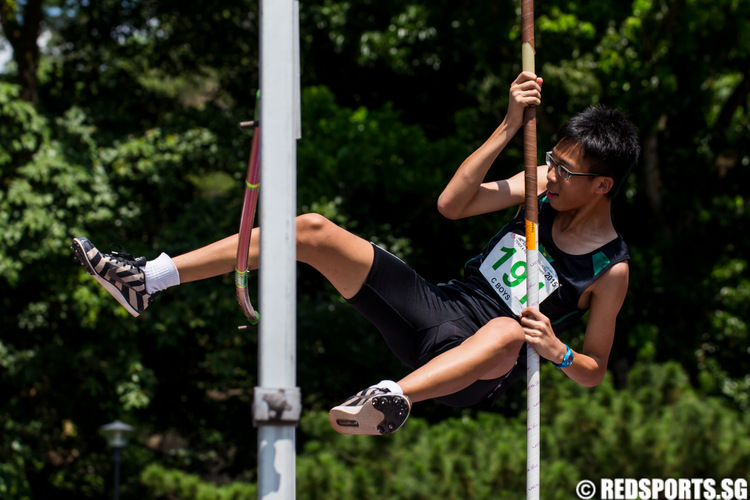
[[506, 72, 543, 132]]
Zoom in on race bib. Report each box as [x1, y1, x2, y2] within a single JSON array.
[[479, 232, 559, 315]]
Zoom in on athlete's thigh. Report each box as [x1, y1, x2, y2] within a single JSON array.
[[347, 244, 468, 368], [296, 213, 375, 299]]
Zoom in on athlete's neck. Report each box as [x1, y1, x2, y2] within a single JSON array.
[[552, 198, 616, 254]]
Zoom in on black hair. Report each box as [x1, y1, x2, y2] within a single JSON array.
[[556, 106, 640, 199]]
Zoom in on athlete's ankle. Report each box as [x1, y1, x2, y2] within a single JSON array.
[[144, 253, 180, 294], [371, 379, 403, 395]]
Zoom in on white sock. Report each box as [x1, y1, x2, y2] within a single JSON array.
[[371, 379, 403, 395], [143, 253, 180, 294]]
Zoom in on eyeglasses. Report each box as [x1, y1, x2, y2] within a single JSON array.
[[545, 151, 602, 181]]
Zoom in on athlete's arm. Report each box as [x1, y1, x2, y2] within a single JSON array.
[[559, 261, 629, 387], [520, 261, 629, 387], [438, 72, 544, 220]]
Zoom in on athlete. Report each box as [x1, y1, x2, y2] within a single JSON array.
[[72, 72, 640, 436]]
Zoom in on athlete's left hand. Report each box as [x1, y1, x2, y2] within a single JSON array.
[[520, 307, 567, 364]]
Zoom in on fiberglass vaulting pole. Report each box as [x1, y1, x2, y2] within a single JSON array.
[[521, 0, 541, 499], [255, 1, 302, 499]]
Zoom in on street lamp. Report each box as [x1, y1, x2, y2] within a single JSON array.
[[100, 420, 134, 500]]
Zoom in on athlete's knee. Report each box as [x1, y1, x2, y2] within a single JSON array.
[[295, 213, 334, 246], [482, 317, 525, 354]]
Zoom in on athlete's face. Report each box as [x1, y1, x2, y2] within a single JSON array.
[[544, 143, 602, 210]]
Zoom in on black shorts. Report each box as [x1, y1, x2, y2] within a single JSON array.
[[346, 244, 526, 407]]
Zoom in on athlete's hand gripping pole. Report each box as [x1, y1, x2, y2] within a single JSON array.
[[236, 92, 261, 329], [521, 0, 541, 498]]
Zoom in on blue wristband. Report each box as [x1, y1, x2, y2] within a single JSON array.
[[552, 344, 574, 368]]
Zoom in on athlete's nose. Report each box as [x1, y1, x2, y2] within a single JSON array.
[[546, 164, 557, 185]]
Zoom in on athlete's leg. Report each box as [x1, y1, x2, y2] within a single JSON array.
[[294, 213, 375, 300], [329, 317, 524, 435], [173, 213, 373, 299], [396, 317, 525, 403], [171, 234, 243, 283], [74, 213, 373, 316]]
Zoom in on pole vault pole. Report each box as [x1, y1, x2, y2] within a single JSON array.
[[521, 0, 541, 499], [254, 0, 302, 499]]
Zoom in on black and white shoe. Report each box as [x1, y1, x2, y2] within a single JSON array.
[[329, 387, 411, 435], [72, 237, 156, 317]]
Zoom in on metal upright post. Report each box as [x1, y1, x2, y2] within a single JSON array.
[[113, 447, 122, 500], [255, 0, 301, 499]]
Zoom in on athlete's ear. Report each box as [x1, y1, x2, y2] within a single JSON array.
[[595, 176, 614, 195]]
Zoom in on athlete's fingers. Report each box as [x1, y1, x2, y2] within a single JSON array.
[[524, 332, 544, 348], [524, 319, 553, 339], [524, 330, 542, 342], [510, 87, 541, 104], [520, 307, 544, 319], [513, 71, 539, 85], [514, 80, 542, 92], [510, 75, 542, 102], [520, 317, 542, 332], [520, 317, 542, 333]]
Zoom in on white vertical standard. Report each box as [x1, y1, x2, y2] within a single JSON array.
[[293, 0, 301, 141], [256, 0, 301, 499]]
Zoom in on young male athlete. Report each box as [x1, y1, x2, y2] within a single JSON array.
[[72, 72, 640, 436]]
